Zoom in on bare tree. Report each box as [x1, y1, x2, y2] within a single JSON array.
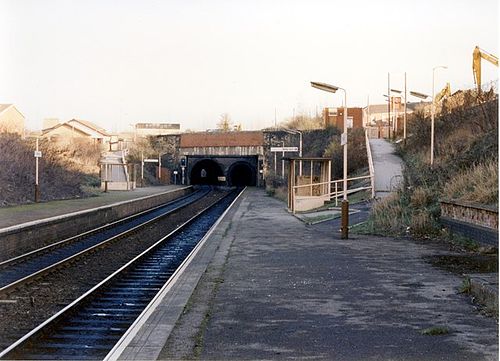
[[217, 113, 233, 132]]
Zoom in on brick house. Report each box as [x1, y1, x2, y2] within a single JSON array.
[[323, 107, 363, 129]]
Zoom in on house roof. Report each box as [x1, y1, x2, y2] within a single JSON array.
[[364, 102, 424, 113], [42, 118, 109, 137], [0, 104, 25, 118], [0, 104, 12, 114], [68, 119, 109, 135], [364, 104, 389, 113]]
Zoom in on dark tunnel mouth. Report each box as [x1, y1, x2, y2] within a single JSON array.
[[228, 162, 256, 186], [190, 159, 224, 185]]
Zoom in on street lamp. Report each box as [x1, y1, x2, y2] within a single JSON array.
[[431, 66, 447, 166], [311, 81, 349, 239], [390, 73, 407, 143], [281, 128, 303, 175]]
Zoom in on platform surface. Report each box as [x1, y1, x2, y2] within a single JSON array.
[[0, 185, 182, 230], [118, 188, 497, 361]]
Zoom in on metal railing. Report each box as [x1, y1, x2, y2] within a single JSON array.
[[365, 129, 376, 198], [291, 174, 373, 211], [289, 128, 376, 212]]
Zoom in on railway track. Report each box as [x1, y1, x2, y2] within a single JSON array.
[[0, 187, 210, 294], [0, 187, 243, 360]]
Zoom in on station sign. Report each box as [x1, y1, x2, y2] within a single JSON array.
[[270, 146, 299, 152], [143, 159, 159, 163]]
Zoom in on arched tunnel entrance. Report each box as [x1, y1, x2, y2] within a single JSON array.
[[228, 162, 256, 186], [190, 159, 224, 185], [187, 155, 259, 186]]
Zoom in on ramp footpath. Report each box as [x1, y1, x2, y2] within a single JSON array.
[[157, 188, 497, 361]]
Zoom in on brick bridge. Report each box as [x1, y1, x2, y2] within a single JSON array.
[[158, 130, 301, 186]]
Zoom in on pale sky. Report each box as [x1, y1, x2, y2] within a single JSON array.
[[0, 0, 498, 132]]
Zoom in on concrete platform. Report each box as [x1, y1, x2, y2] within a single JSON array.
[[466, 273, 499, 315], [0, 185, 191, 262], [113, 188, 498, 361], [0, 185, 182, 230]]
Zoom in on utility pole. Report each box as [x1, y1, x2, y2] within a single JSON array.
[[158, 153, 161, 180], [34, 138, 41, 202], [141, 152, 144, 187], [387, 73, 391, 140], [404, 72, 407, 145]]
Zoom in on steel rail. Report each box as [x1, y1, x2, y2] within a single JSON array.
[[0, 188, 242, 360], [104, 187, 246, 361], [0, 187, 196, 269], [0, 187, 210, 295]]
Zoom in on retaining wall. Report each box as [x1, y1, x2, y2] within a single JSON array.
[[0, 187, 192, 262], [440, 199, 498, 246]]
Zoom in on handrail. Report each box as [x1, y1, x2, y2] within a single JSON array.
[[292, 175, 371, 189], [365, 128, 375, 198]]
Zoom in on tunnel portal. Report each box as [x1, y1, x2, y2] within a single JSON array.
[[190, 159, 224, 185], [228, 162, 256, 186], [187, 156, 258, 186]]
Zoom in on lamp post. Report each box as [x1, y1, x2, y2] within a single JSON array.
[[390, 72, 407, 143], [311, 81, 349, 239], [281, 128, 303, 175], [431, 66, 447, 166]]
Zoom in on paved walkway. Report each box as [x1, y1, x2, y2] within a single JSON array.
[[369, 138, 404, 198], [0, 185, 182, 229], [120, 188, 497, 360]]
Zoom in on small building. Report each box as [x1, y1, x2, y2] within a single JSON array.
[[363, 102, 423, 126], [0, 104, 25, 135], [134, 123, 181, 137], [323, 107, 363, 129], [42, 119, 111, 147]]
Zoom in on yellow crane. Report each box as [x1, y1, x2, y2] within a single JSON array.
[[472, 46, 498, 91], [435, 82, 451, 103]]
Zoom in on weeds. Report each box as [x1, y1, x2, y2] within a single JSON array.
[[0, 134, 101, 206], [367, 93, 498, 239], [421, 326, 450, 336], [460, 278, 472, 294], [442, 160, 498, 206]]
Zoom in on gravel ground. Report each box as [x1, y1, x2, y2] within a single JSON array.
[[0, 189, 229, 351]]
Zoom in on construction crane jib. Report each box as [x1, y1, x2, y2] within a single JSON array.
[[472, 46, 499, 91]]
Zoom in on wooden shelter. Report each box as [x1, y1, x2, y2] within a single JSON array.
[[286, 157, 332, 213]]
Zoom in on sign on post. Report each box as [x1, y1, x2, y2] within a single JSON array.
[[270, 146, 298, 152], [346, 116, 353, 129], [34, 151, 42, 158], [341, 132, 347, 146]]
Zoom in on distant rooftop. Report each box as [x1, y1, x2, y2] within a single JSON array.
[[0, 104, 13, 114]]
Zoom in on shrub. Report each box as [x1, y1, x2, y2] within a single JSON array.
[[367, 92, 498, 238], [442, 160, 498, 206], [0, 134, 101, 206]]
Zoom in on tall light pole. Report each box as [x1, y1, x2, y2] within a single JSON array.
[[390, 73, 407, 143], [431, 66, 447, 166], [311, 81, 349, 239]]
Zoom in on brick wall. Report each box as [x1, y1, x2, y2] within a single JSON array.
[[324, 107, 363, 130], [180, 131, 264, 147], [440, 200, 498, 230]]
